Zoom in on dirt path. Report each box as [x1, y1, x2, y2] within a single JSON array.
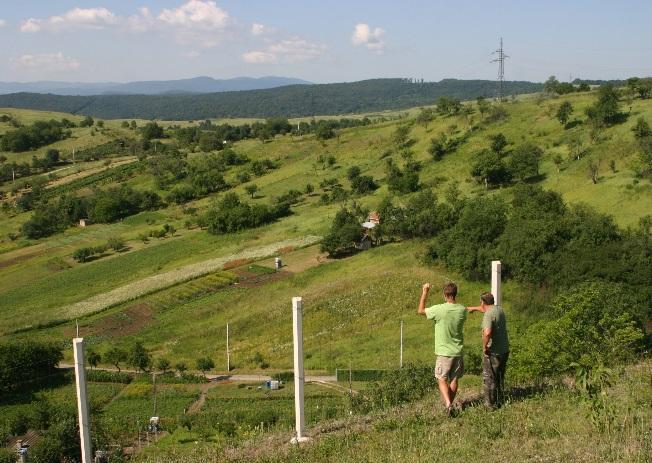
[[186, 381, 221, 415]]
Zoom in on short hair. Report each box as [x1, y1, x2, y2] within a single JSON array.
[[443, 282, 457, 298], [480, 292, 495, 305]]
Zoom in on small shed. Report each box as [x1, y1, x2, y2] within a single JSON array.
[[79, 218, 90, 227]]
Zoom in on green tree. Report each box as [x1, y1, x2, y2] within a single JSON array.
[[471, 149, 510, 188], [245, 184, 258, 198], [477, 96, 490, 119], [155, 358, 170, 374], [556, 101, 574, 126], [87, 350, 101, 370], [544, 75, 560, 94], [427, 134, 447, 161], [175, 362, 188, 375], [105, 347, 127, 372], [585, 84, 620, 126], [511, 282, 645, 381], [391, 124, 411, 147], [79, 115, 94, 127], [141, 121, 164, 141], [632, 117, 651, 138], [107, 236, 126, 252], [320, 206, 364, 256], [415, 108, 435, 129], [72, 247, 94, 263], [508, 142, 543, 181], [196, 357, 215, 377], [128, 342, 151, 372], [305, 183, 314, 194], [489, 133, 508, 155]]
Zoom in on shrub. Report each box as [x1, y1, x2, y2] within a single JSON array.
[[321, 206, 364, 257], [510, 282, 645, 383], [72, 247, 94, 263], [85, 369, 132, 384], [350, 364, 435, 413]]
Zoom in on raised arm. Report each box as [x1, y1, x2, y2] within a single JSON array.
[[417, 283, 431, 316]]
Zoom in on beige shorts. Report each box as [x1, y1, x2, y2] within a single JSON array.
[[435, 356, 464, 381]]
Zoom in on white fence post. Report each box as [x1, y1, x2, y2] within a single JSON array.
[[290, 297, 310, 444], [491, 260, 502, 306], [73, 338, 92, 463]]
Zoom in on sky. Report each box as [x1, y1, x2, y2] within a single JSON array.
[[1, 0, 651, 84]]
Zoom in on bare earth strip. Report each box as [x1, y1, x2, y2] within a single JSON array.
[[61, 235, 321, 321]]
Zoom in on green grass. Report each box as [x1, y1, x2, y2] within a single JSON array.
[[1, 92, 650, 346], [135, 362, 652, 462]]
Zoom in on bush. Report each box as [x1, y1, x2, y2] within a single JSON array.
[[350, 364, 435, 413], [335, 369, 387, 382], [510, 282, 645, 383], [0, 341, 63, 393], [204, 193, 290, 235], [85, 369, 132, 384], [0, 449, 15, 463], [271, 371, 294, 382], [321, 206, 364, 256]]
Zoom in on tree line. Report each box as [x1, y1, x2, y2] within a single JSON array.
[[0, 79, 544, 119]]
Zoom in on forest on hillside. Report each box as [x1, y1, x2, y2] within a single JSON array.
[[0, 79, 543, 120]]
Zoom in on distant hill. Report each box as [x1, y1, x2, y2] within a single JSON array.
[[0, 78, 543, 119], [0, 76, 312, 96]]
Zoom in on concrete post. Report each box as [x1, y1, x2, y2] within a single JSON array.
[[290, 297, 310, 444], [491, 260, 502, 306], [73, 338, 92, 463]]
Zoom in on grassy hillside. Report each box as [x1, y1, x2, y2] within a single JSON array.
[[0, 87, 651, 460]]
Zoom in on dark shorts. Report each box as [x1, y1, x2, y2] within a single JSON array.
[[435, 355, 464, 381]]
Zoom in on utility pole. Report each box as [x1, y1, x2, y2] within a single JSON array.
[[491, 38, 509, 100], [226, 323, 230, 372], [152, 372, 157, 417]]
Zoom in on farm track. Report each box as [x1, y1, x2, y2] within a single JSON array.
[[58, 235, 322, 322]]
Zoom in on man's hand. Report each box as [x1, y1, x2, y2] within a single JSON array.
[[418, 283, 431, 316]]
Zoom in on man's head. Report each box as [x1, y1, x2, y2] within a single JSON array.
[[443, 282, 457, 301], [480, 292, 495, 308]]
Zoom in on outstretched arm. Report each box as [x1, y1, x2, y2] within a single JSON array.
[[417, 283, 431, 316], [466, 305, 483, 313]]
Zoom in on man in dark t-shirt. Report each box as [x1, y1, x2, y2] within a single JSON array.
[[469, 291, 510, 409]]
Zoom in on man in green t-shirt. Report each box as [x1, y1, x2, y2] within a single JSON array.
[[418, 281, 469, 415], [469, 291, 510, 409]]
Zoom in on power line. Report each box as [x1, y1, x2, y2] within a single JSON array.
[[491, 37, 509, 100]]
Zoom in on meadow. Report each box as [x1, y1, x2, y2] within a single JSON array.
[[1, 86, 651, 461]]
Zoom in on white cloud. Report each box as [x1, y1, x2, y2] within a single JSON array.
[[158, 0, 228, 29], [242, 50, 277, 64], [20, 7, 116, 32], [11, 52, 80, 72], [20, 18, 41, 33], [351, 23, 385, 52], [243, 37, 326, 65], [0, 19, 6, 28], [251, 23, 269, 36], [157, 0, 231, 47], [127, 7, 155, 32]]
